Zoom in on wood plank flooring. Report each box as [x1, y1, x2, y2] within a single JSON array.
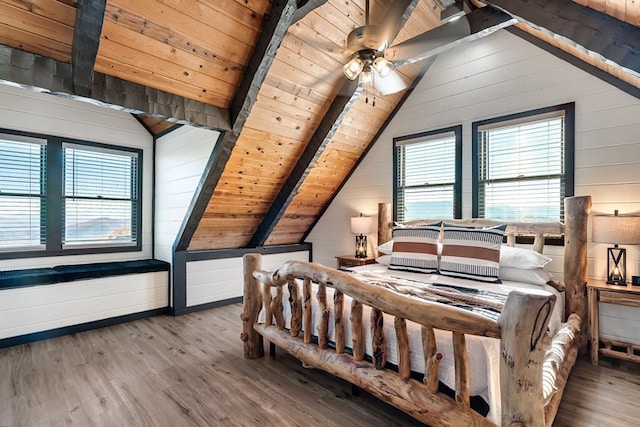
[[1, 303, 639, 426]]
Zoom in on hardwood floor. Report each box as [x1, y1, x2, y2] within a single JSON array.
[[1, 303, 639, 426]]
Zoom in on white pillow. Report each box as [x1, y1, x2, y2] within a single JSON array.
[[376, 254, 391, 266], [499, 245, 552, 269], [499, 266, 554, 286], [376, 240, 394, 255]]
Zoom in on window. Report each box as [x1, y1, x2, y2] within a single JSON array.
[[63, 143, 139, 247], [472, 103, 575, 222], [394, 126, 462, 222], [0, 129, 142, 257], [0, 134, 47, 250]]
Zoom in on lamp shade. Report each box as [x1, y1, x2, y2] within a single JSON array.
[[592, 213, 640, 244], [351, 216, 373, 235]]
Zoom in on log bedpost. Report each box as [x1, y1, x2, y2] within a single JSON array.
[[499, 291, 555, 427], [563, 195, 591, 352], [241, 253, 264, 359], [378, 202, 392, 247]]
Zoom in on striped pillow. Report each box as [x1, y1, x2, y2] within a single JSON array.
[[440, 223, 506, 283], [389, 223, 441, 274]]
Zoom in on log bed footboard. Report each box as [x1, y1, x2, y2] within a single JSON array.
[[241, 255, 575, 427], [241, 196, 590, 427]]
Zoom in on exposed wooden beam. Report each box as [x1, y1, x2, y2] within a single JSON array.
[[248, 80, 362, 247], [292, 0, 328, 24], [72, 0, 106, 97], [483, 0, 640, 79], [174, 0, 299, 252], [0, 45, 230, 131]]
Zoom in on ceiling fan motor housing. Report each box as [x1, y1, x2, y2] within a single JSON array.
[[346, 26, 388, 53]]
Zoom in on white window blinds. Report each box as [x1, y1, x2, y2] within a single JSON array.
[[478, 113, 565, 221], [396, 133, 457, 222], [0, 134, 46, 250], [63, 143, 139, 246]]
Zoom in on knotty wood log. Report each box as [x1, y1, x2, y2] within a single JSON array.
[[533, 232, 545, 253], [317, 282, 329, 349], [288, 278, 301, 337], [351, 300, 365, 361], [453, 332, 470, 408], [499, 291, 556, 427], [543, 314, 581, 426], [241, 253, 264, 359], [261, 270, 274, 327], [303, 278, 312, 344], [334, 290, 345, 354], [254, 262, 502, 338], [395, 317, 411, 381], [378, 202, 392, 247], [422, 325, 442, 393], [272, 286, 285, 330], [255, 324, 494, 427], [371, 308, 386, 370], [563, 195, 591, 352]]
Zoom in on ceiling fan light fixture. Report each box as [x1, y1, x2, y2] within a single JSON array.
[[372, 57, 393, 78], [343, 57, 364, 80]]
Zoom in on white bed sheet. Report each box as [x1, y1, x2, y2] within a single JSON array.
[[262, 264, 564, 424]]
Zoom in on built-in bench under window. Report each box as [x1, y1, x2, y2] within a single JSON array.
[[0, 260, 170, 289]]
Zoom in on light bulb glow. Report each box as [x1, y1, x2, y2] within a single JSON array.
[[343, 57, 364, 80], [372, 57, 393, 78], [359, 68, 373, 86]]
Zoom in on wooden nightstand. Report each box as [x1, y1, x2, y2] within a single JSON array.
[[588, 279, 640, 365], [336, 255, 377, 270]]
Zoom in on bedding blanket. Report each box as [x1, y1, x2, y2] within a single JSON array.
[[262, 264, 563, 424]]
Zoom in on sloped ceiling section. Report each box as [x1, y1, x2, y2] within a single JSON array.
[[0, 0, 638, 252]]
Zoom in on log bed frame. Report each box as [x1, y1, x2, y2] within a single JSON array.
[[241, 195, 591, 427]]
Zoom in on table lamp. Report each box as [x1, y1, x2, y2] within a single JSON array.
[[351, 214, 373, 258], [592, 210, 640, 285]]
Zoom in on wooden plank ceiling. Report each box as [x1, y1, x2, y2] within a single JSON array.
[[0, 0, 638, 251]]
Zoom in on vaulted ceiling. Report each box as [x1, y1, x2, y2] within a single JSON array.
[[0, 0, 638, 251]]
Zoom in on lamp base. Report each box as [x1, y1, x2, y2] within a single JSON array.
[[355, 235, 367, 258]]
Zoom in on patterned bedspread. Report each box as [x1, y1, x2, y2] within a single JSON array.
[[350, 270, 507, 321]]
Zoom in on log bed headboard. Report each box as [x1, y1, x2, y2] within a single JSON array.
[[376, 195, 592, 334]]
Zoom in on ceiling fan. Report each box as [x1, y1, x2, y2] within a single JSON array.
[[332, 0, 515, 98]]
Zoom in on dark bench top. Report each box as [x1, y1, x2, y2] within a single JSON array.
[[0, 259, 170, 290]]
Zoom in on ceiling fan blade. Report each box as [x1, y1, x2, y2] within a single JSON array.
[[386, 5, 516, 67], [372, 69, 407, 96], [371, 0, 417, 47]]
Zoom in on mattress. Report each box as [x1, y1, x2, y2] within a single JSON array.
[[262, 264, 563, 424]]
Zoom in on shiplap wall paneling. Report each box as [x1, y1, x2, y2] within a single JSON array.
[[154, 126, 219, 263], [0, 273, 168, 340], [0, 84, 154, 269], [186, 251, 310, 307]]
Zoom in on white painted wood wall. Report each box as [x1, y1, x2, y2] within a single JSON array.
[[307, 30, 640, 342], [186, 251, 309, 306], [154, 126, 218, 264], [0, 272, 167, 340]]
